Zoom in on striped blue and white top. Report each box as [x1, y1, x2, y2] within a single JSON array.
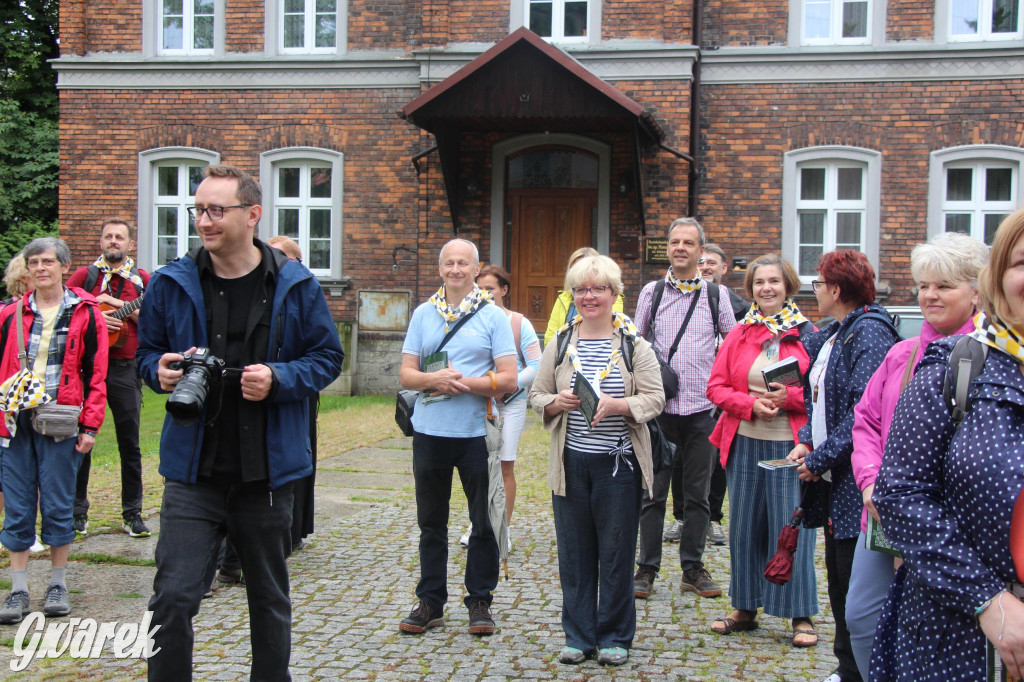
[[565, 337, 632, 454]]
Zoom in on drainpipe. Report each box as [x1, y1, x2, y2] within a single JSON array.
[[688, 0, 704, 218]]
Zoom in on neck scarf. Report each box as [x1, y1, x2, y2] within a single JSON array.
[[666, 269, 703, 295], [969, 312, 1024, 364], [427, 284, 492, 333], [742, 298, 809, 335], [93, 255, 145, 294], [560, 311, 641, 384], [556, 310, 641, 344]]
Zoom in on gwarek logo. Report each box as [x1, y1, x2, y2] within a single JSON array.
[[10, 610, 161, 671]]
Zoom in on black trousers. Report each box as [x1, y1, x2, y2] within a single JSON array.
[[825, 523, 863, 682]]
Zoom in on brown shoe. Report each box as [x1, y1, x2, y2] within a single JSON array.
[[467, 598, 495, 636], [633, 567, 657, 599], [680, 567, 723, 598], [400, 600, 444, 634]]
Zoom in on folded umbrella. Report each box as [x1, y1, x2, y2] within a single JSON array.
[[484, 398, 510, 579], [764, 505, 804, 586]]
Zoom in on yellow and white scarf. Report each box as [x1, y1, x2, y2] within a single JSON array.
[[969, 312, 1024, 364], [427, 284, 492, 333], [742, 299, 809, 336], [92, 255, 145, 294], [556, 311, 641, 344], [666, 269, 703, 295], [558, 311, 641, 382], [0, 369, 51, 437]]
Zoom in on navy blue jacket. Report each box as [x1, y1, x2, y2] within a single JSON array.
[[136, 243, 344, 489], [798, 303, 898, 539]]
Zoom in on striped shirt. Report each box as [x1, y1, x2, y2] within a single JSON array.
[[633, 277, 735, 416], [565, 337, 632, 454]]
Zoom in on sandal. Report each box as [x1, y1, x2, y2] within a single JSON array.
[[791, 619, 818, 647], [710, 610, 758, 634]]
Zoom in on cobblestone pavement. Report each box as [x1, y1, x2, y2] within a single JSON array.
[[2, 425, 841, 680]]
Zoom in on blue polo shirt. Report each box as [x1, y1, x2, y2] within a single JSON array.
[[402, 302, 516, 438]]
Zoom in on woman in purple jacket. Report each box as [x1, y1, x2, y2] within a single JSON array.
[[846, 232, 988, 680]]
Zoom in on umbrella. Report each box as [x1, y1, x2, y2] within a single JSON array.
[[485, 398, 510, 579], [764, 505, 804, 586]]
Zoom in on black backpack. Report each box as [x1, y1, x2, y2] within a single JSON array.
[[82, 264, 145, 296], [838, 310, 902, 372], [941, 335, 988, 426]]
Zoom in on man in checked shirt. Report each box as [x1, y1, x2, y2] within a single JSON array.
[[631, 217, 735, 600]]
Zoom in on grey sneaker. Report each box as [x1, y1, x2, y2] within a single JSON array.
[[708, 521, 727, 546], [73, 514, 88, 536], [681, 567, 723, 598], [597, 647, 629, 666], [633, 566, 657, 599], [43, 584, 70, 617], [467, 598, 495, 636], [663, 519, 682, 542], [123, 513, 151, 538], [0, 591, 30, 624], [399, 600, 444, 634]]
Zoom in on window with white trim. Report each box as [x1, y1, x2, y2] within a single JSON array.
[[527, 0, 589, 40], [160, 0, 215, 54], [802, 0, 870, 44], [929, 147, 1024, 245], [260, 149, 344, 278], [280, 0, 338, 52], [949, 0, 1022, 41], [782, 147, 881, 281]]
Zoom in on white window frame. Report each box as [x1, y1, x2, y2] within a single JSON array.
[[510, 0, 601, 44], [944, 0, 1023, 42], [137, 147, 220, 271], [801, 0, 871, 44], [142, 1, 225, 57], [259, 148, 344, 279], [788, 0, 885, 45], [928, 145, 1024, 243], [782, 147, 882, 283], [268, 0, 345, 55]]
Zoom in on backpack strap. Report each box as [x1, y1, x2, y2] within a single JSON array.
[[510, 311, 525, 367], [840, 310, 902, 371], [706, 282, 721, 343], [83, 265, 101, 293], [646, 279, 667, 339], [942, 335, 988, 427]]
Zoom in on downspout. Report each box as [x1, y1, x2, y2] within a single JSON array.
[[688, 0, 704, 218]]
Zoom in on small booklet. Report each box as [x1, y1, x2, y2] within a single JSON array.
[[757, 458, 799, 471], [865, 515, 901, 557], [421, 350, 451, 404], [761, 356, 803, 391], [572, 371, 600, 431]]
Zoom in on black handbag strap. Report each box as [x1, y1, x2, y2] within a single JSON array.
[[431, 301, 488, 357], [665, 286, 703, 364]]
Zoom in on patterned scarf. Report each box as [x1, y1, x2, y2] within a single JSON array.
[[556, 311, 641, 345], [93, 255, 145, 294], [0, 370, 51, 437], [427, 284, 492, 333], [742, 298, 809, 335], [969, 312, 1024, 364], [666, 269, 703, 295], [560, 311, 641, 384]]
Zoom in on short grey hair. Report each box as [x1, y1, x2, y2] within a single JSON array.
[[667, 217, 706, 246], [703, 243, 727, 262], [24, 237, 72, 266], [911, 232, 989, 288], [438, 238, 479, 268], [564, 255, 624, 298]]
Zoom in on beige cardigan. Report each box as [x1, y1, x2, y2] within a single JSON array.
[[529, 326, 666, 497]]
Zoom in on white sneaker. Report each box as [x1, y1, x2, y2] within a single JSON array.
[[459, 523, 472, 547], [822, 674, 842, 682], [29, 536, 45, 553]]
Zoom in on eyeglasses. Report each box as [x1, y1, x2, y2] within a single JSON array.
[[811, 280, 828, 292], [572, 285, 611, 297], [187, 205, 251, 221]]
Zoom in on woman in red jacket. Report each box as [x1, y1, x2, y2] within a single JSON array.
[[706, 254, 818, 647]]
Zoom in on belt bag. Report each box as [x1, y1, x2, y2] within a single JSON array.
[[30, 403, 82, 441]]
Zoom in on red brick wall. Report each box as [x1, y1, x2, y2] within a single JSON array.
[[228, 2, 264, 53], [887, 0, 935, 42], [604, 0, 692, 42], [703, 0, 788, 48]]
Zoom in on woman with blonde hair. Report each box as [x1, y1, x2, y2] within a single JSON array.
[[3, 254, 30, 303]]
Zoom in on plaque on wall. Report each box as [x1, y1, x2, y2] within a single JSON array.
[[645, 237, 670, 265]]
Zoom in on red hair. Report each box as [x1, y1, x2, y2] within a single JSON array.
[[818, 250, 875, 306]]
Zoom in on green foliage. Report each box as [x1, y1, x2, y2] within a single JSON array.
[[1, 0, 60, 117]]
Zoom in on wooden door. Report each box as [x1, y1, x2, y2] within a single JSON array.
[[509, 191, 595, 341]]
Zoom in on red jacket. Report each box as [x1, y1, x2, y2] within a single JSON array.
[[0, 289, 108, 438], [707, 322, 810, 467]]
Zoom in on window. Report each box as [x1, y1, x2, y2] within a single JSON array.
[[260, 149, 344, 278], [782, 147, 881, 281], [280, 0, 338, 52], [523, 0, 592, 41], [949, 0, 1022, 40], [160, 0, 215, 54], [929, 146, 1024, 245], [802, 0, 870, 44], [138, 148, 220, 271]]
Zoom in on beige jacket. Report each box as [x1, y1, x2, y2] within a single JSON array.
[[529, 326, 666, 496]]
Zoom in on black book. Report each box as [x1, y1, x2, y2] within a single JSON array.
[[761, 356, 802, 391], [572, 371, 600, 431]]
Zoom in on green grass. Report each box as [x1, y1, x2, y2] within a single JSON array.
[[66, 553, 157, 567]]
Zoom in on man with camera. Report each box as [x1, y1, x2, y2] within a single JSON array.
[[66, 218, 151, 539], [137, 164, 344, 680]]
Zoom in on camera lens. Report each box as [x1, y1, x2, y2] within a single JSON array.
[[166, 365, 211, 425]]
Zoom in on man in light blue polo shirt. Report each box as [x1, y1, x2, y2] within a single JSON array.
[[398, 238, 517, 637]]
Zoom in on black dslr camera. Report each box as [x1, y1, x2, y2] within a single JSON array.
[[166, 348, 228, 426]]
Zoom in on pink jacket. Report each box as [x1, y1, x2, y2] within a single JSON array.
[[850, 317, 976, 531], [707, 322, 810, 468]]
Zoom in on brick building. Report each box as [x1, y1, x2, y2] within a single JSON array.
[[54, 0, 1024, 393]]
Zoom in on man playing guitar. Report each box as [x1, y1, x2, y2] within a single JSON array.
[[66, 218, 151, 538]]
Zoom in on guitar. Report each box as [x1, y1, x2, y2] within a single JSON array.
[[99, 293, 145, 348]]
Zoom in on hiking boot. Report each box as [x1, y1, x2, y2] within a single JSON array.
[[73, 514, 88, 536], [399, 600, 444, 634], [663, 520, 682, 542], [43, 584, 70, 617], [467, 598, 495, 636], [0, 591, 30, 624], [707, 521, 727, 546], [213, 568, 243, 591], [633, 567, 657, 599], [123, 513, 151, 538], [681, 566, 723, 598]]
